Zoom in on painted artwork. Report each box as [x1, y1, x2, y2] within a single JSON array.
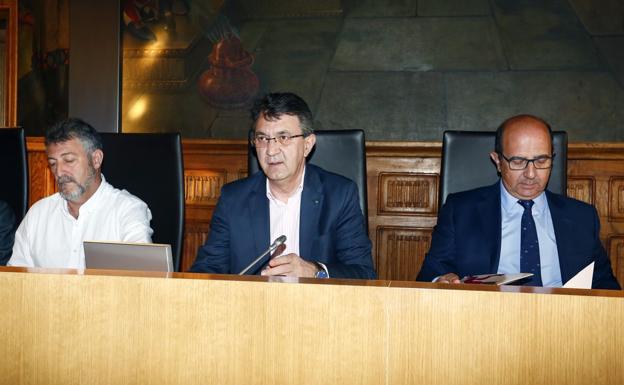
[[17, 0, 69, 136], [120, 1, 624, 141], [120, 0, 343, 138]]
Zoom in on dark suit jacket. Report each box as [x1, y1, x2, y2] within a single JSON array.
[[191, 164, 376, 279], [417, 182, 620, 290], [0, 200, 16, 265]]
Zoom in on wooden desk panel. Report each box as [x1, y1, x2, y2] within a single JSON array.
[[0, 268, 622, 385]]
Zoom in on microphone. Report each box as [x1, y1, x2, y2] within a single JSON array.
[[238, 235, 287, 275]]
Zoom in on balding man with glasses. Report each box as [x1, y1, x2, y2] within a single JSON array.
[[417, 115, 620, 290], [191, 92, 375, 279]]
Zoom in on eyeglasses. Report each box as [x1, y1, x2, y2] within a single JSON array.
[[500, 153, 556, 170], [251, 133, 306, 148]]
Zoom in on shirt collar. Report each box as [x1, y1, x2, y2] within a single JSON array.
[[266, 167, 306, 204], [499, 179, 547, 215]]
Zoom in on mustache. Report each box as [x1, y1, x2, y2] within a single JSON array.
[[57, 175, 78, 185]]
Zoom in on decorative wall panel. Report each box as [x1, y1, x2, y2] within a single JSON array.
[[567, 177, 594, 205], [609, 177, 624, 221], [182, 222, 210, 272], [378, 173, 438, 216], [25, 138, 55, 205], [376, 227, 432, 281], [184, 170, 226, 205], [27, 151, 55, 206], [608, 235, 624, 288]]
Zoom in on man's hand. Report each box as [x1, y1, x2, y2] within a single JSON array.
[[436, 273, 461, 284], [261, 253, 318, 277]]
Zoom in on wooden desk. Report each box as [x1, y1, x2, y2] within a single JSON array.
[[0, 267, 622, 385]]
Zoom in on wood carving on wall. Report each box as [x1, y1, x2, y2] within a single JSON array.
[[375, 226, 432, 281], [378, 173, 438, 216], [25, 138, 55, 205], [184, 169, 227, 205], [567, 177, 595, 205], [609, 177, 624, 221], [608, 235, 624, 287], [181, 222, 210, 272]]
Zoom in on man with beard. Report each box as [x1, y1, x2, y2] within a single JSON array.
[[8, 118, 153, 268]]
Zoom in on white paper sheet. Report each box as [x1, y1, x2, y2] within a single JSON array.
[[562, 262, 594, 289]]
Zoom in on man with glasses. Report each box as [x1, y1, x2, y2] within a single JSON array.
[[417, 114, 620, 289], [191, 92, 375, 279]]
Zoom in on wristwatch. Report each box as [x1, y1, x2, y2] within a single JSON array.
[[314, 262, 329, 279]]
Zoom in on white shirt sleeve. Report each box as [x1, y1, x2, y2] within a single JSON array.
[[119, 199, 153, 243]]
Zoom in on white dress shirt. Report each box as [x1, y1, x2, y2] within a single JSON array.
[[498, 183, 563, 287], [266, 169, 305, 258], [9, 175, 153, 269], [265, 168, 329, 276]]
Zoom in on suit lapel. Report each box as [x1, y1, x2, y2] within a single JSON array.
[[478, 183, 502, 273], [546, 191, 573, 283], [248, 174, 270, 271], [299, 166, 323, 260]]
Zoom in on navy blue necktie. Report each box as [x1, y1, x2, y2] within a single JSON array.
[[518, 200, 542, 286]]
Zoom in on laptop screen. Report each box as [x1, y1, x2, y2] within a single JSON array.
[[83, 241, 173, 272]]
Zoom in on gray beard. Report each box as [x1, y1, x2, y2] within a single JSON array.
[[57, 172, 95, 202]]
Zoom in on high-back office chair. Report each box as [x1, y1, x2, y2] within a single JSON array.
[[99, 133, 184, 271], [0, 128, 29, 224], [439, 131, 568, 207], [248, 129, 368, 229]]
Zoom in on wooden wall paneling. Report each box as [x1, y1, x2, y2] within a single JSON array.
[[25, 138, 55, 206], [185, 169, 227, 206], [376, 226, 432, 280], [180, 140, 248, 269], [181, 221, 210, 272], [608, 177, 624, 222], [567, 176, 595, 205], [377, 173, 438, 216], [567, 150, 624, 269], [608, 235, 624, 286], [366, 143, 441, 280]]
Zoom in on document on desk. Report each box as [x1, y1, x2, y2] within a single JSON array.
[[562, 262, 594, 289], [461, 273, 533, 285]]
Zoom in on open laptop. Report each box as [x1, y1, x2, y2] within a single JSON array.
[[84, 241, 173, 272]]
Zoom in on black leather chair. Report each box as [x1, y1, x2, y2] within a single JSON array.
[[99, 133, 184, 271], [0, 128, 29, 224], [248, 129, 368, 229], [439, 131, 568, 207]]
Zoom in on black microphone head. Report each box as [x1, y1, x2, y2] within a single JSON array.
[[272, 235, 287, 248]]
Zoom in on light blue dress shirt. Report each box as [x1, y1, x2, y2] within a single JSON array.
[[498, 183, 563, 287]]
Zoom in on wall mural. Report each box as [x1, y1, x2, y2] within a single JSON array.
[[120, 0, 624, 142], [120, 0, 343, 139], [17, 0, 69, 136], [121, 0, 256, 137]]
